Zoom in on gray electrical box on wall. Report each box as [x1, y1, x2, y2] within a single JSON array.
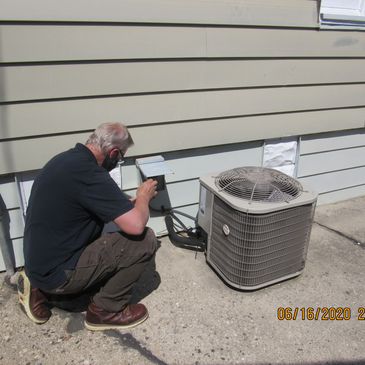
[[136, 156, 173, 191]]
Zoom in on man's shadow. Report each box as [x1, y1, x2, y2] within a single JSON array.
[[130, 242, 161, 305]]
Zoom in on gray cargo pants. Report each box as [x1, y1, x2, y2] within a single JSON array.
[[46, 228, 157, 312]]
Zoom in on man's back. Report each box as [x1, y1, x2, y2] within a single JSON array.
[[24, 143, 132, 290]]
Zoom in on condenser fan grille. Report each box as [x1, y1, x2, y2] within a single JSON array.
[[215, 167, 302, 203]]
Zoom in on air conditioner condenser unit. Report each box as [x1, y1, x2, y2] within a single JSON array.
[[197, 166, 317, 290]]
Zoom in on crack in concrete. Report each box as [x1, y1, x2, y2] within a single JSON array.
[[314, 221, 364, 249]]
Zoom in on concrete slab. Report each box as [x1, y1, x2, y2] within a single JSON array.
[[0, 196, 365, 365]]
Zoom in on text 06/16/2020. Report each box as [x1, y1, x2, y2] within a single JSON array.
[[277, 307, 365, 321]]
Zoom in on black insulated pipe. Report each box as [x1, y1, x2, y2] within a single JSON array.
[[164, 214, 206, 252]]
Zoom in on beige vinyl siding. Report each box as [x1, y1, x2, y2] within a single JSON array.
[[2, 107, 365, 174], [2, 25, 365, 63], [0, 0, 318, 27], [2, 84, 365, 141], [2, 18, 365, 173], [3, 59, 365, 103]]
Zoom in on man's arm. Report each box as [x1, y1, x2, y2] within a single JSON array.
[[114, 179, 157, 235]]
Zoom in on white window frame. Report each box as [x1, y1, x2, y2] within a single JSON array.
[[320, 0, 365, 30]]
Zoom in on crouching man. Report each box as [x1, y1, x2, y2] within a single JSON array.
[[18, 122, 158, 331]]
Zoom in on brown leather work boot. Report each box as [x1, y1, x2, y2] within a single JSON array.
[[85, 302, 148, 331], [17, 270, 52, 324]]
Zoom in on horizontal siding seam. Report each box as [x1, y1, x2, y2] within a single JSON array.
[[0, 20, 319, 30], [298, 165, 365, 179], [300, 145, 365, 156], [0, 130, 93, 143], [3, 57, 365, 67], [3, 81, 365, 105], [8, 235, 23, 241], [3, 207, 21, 212], [318, 183, 365, 196]]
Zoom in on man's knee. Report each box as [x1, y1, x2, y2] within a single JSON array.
[[142, 227, 158, 257], [114, 227, 157, 259]]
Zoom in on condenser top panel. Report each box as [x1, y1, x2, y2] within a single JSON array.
[[200, 166, 318, 214]]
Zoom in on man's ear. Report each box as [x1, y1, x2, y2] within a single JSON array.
[[109, 148, 119, 158]]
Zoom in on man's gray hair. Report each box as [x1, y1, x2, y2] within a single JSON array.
[[86, 122, 134, 155]]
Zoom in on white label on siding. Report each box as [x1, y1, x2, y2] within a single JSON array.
[[263, 138, 298, 177]]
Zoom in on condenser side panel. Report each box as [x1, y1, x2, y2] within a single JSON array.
[[207, 197, 315, 290]]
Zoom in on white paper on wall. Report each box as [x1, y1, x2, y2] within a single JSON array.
[[263, 139, 298, 177], [109, 164, 123, 189]]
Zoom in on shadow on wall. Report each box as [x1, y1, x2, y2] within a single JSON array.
[[0, 193, 16, 276], [0, 29, 16, 173]]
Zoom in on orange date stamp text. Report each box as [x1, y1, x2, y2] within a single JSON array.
[[277, 307, 365, 321]]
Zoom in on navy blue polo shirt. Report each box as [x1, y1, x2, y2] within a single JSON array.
[[23, 143, 134, 290]]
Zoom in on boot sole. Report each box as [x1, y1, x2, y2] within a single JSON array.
[[84, 311, 149, 331], [18, 271, 49, 324]]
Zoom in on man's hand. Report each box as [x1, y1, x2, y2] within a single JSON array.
[[136, 179, 158, 202]]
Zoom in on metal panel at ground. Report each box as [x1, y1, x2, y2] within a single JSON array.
[[298, 146, 365, 177], [7, 209, 24, 240], [299, 166, 365, 194], [317, 185, 365, 205], [300, 129, 365, 155], [0, 179, 19, 210], [0, 238, 24, 272], [298, 129, 365, 204], [121, 142, 263, 190]]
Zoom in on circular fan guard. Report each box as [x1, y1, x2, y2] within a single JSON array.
[[215, 167, 303, 203]]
